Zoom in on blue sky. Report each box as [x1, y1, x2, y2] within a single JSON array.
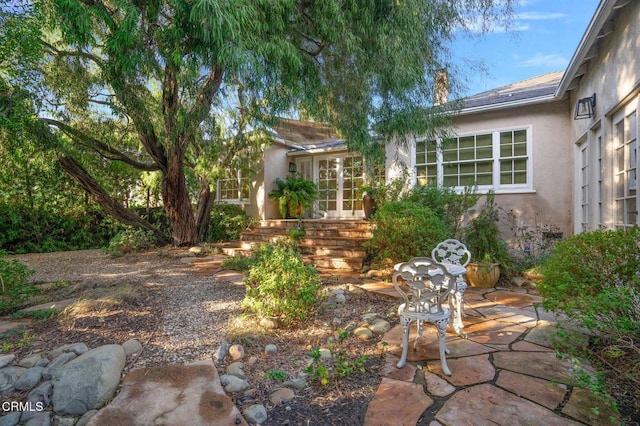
[[453, 0, 600, 97]]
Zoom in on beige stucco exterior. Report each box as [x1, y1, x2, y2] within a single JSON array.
[[561, 0, 640, 232], [452, 100, 573, 239]]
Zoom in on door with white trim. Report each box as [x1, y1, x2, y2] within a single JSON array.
[[316, 154, 365, 218]]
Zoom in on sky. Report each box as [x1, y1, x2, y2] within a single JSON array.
[[452, 0, 601, 97]]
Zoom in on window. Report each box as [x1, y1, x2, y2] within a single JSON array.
[[613, 107, 638, 229], [416, 127, 531, 191], [217, 170, 250, 203]]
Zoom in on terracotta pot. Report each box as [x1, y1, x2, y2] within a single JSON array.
[[363, 194, 377, 218], [465, 263, 500, 288]]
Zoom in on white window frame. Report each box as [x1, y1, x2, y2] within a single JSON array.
[[216, 170, 250, 204], [414, 126, 533, 193], [612, 102, 638, 230]]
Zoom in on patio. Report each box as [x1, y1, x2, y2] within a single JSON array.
[[361, 283, 619, 425]]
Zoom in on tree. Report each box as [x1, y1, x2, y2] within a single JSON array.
[[1, 0, 514, 246]]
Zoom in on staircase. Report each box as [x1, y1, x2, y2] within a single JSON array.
[[221, 219, 372, 272]]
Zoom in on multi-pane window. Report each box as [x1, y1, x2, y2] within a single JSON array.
[[218, 171, 250, 202], [613, 108, 638, 229], [579, 143, 589, 232], [416, 128, 530, 191]]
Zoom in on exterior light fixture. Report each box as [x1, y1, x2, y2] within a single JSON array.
[[574, 94, 596, 120], [288, 162, 297, 173]]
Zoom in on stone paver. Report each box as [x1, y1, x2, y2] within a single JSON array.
[[363, 378, 433, 426], [87, 360, 246, 426], [496, 370, 567, 410], [0, 318, 31, 334], [436, 384, 583, 426], [427, 354, 495, 386], [366, 287, 620, 426]]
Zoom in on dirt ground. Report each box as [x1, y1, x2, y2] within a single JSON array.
[[2, 249, 638, 425], [3, 249, 399, 425]]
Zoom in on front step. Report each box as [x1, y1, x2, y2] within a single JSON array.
[[223, 219, 371, 272]]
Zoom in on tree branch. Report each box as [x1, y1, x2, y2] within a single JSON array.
[[42, 118, 161, 171]]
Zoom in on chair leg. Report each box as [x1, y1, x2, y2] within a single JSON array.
[[435, 317, 452, 376], [413, 319, 424, 350], [397, 316, 412, 368]]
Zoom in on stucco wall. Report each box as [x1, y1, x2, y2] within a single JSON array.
[[453, 100, 573, 240], [570, 1, 640, 137], [244, 143, 291, 220]]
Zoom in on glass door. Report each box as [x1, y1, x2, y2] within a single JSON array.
[[316, 155, 365, 218]]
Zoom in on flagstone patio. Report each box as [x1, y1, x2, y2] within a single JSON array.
[[363, 285, 619, 426]]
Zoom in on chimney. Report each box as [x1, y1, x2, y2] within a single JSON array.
[[434, 69, 448, 106]]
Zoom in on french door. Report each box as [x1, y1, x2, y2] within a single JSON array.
[[316, 155, 365, 218]]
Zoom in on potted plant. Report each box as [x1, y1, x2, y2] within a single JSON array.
[[462, 192, 509, 288], [269, 175, 319, 219]]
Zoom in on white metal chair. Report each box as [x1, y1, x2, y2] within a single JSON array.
[[431, 239, 471, 336], [392, 257, 455, 375]]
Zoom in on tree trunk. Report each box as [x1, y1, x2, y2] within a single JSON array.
[[195, 175, 215, 243], [58, 155, 170, 245], [161, 148, 197, 246]]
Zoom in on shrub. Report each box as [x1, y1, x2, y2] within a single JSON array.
[[365, 201, 448, 268], [405, 184, 479, 236], [538, 228, 640, 341], [0, 204, 121, 253], [242, 239, 322, 326], [207, 204, 254, 242], [0, 253, 37, 313], [105, 228, 156, 256]]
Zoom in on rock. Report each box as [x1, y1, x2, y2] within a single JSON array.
[[188, 246, 205, 256], [269, 388, 295, 405], [247, 356, 258, 366], [213, 342, 231, 362], [282, 377, 307, 390], [0, 355, 16, 369], [14, 366, 44, 391], [42, 352, 77, 381], [121, 339, 142, 356], [0, 412, 21, 426], [354, 326, 374, 341], [368, 319, 392, 334], [23, 411, 50, 426], [47, 343, 87, 359], [331, 317, 342, 327], [334, 293, 346, 304], [220, 374, 249, 393], [18, 355, 43, 369], [264, 344, 277, 355], [229, 344, 245, 360], [52, 344, 126, 416], [226, 362, 246, 379], [27, 381, 53, 406], [52, 415, 76, 426], [511, 276, 530, 287], [259, 318, 277, 329], [75, 410, 97, 426], [0, 366, 27, 395], [242, 404, 268, 424], [35, 358, 49, 368], [319, 348, 332, 359]]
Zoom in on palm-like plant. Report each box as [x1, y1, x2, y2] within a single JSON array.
[[269, 175, 319, 218]]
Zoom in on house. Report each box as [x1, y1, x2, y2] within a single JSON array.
[[227, 0, 638, 242]]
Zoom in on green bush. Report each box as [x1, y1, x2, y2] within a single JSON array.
[[207, 203, 255, 242], [105, 228, 157, 256], [0, 204, 121, 253], [538, 228, 640, 339], [242, 239, 322, 326], [365, 201, 448, 268], [0, 253, 37, 313], [405, 184, 479, 236]]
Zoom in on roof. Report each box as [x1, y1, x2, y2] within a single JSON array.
[[269, 118, 340, 147], [459, 72, 563, 114], [556, 0, 628, 97]]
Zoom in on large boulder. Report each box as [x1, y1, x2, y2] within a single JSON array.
[[51, 345, 126, 416]]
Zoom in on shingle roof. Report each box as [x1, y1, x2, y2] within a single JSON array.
[[462, 71, 563, 110]]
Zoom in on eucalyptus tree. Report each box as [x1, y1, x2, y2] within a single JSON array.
[[2, 0, 514, 246]]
